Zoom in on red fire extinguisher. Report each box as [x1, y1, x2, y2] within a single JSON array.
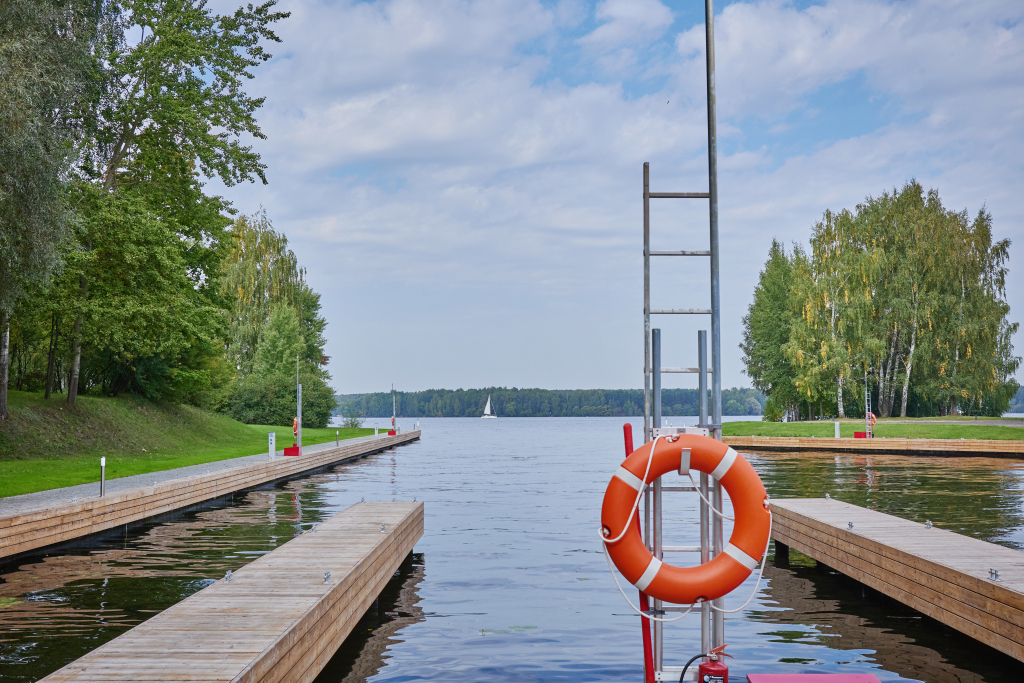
[[696, 644, 731, 683]]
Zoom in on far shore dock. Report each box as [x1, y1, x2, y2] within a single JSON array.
[[726, 435, 1024, 457]]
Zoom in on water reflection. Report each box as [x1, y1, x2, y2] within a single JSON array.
[[314, 552, 427, 683], [0, 451, 395, 682], [753, 451, 1024, 549], [756, 555, 1024, 681]]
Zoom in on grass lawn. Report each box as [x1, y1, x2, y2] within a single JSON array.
[[722, 420, 1024, 440], [0, 391, 376, 498]]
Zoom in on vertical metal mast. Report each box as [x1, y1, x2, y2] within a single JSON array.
[[704, 0, 726, 649], [705, 0, 722, 442], [644, 163, 652, 444]]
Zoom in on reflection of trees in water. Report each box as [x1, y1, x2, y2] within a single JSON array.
[[756, 560, 1024, 682], [751, 451, 1024, 548], [313, 552, 426, 683]]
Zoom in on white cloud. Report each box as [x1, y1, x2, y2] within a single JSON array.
[[208, 0, 1024, 392], [578, 0, 674, 50]]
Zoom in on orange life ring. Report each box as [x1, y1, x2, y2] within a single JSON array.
[[868, 413, 877, 426], [601, 434, 771, 605]]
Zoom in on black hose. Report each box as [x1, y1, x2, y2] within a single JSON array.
[[679, 653, 707, 683]]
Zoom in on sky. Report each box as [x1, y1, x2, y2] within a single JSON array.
[[206, 0, 1024, 395]]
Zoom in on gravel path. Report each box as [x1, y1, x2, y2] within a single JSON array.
[[0, 436, 380, 516]]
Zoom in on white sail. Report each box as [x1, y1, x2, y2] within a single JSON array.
[[482, 395, 496, 418]]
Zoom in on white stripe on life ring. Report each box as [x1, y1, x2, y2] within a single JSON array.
[[710, 447, 738, 481], [615, 466, 645, 492], [634, 556, 662, 592], [723, 543, 759, 570]]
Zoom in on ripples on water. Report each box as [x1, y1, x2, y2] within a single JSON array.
[[1, 417, 1023, 682]]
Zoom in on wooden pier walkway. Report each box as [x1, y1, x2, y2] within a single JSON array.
[[770, 498, 1024, 661], [0, 431, 419, 561], [726, 435, 1024, 457], [39, 500, 424, 683]]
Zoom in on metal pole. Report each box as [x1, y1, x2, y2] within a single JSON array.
[[644, 162, 653, 557], [704, 0, 725, 649], [705, 0, 722, 445], [698, 331, 710, 653], [644, 162, 651, 444], [698, 331, 708, 427], [651, 328, 663, 672], [100, 457, 105, 497], [297, 383, 303, 453]]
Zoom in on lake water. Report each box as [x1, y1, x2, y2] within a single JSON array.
[[2, 417, 1024, 682]]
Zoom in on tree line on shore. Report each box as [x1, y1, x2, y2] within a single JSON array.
[[336, 387, 766, 418], [0, 0, 335, 427], [742, 181, 1019, 420]]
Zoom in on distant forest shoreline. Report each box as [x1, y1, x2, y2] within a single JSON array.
[[334, 387, 766, 418]]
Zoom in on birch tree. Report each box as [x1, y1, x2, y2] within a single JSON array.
[[753, 180, 1018, 418]]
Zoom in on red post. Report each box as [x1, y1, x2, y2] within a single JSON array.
[[624, 423, 655, 683]]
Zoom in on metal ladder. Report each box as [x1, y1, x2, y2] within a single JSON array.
[[641, 1, 724, 679]]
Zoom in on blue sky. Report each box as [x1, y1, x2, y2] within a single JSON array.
[[208, 0, 1024, 393]]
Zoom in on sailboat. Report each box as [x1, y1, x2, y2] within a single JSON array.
[[481, 395, 497, 419]]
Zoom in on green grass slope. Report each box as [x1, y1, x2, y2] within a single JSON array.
[[723, 420, 1024, 440], [0, 391, 375, 498]]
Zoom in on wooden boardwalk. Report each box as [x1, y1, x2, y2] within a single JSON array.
[[0, 431, 419, 561], [39, 500, 424, 683], [727, 435, 1024, 457], [771, 498, 1024, 661]]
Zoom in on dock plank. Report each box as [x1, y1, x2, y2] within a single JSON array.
[[40, 501, 424, 683], [771, 498, 1024, 661]]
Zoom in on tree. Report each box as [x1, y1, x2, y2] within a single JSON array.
[[53, 185, 226, 399], [65, 0, 289, 407], [226, 369, 335, 428], [221, 211, 305, 374], [754, 180, 1018, 419], [741, 240, 798, 415], [252, 305, 303, 377], [0, 0, 95, 417]]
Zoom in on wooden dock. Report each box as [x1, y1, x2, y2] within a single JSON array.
[[770, 498, 1024, 661], [39, 500, 424, 683], [0, 431, 419, 561], [726, 435, 1024, 457]]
